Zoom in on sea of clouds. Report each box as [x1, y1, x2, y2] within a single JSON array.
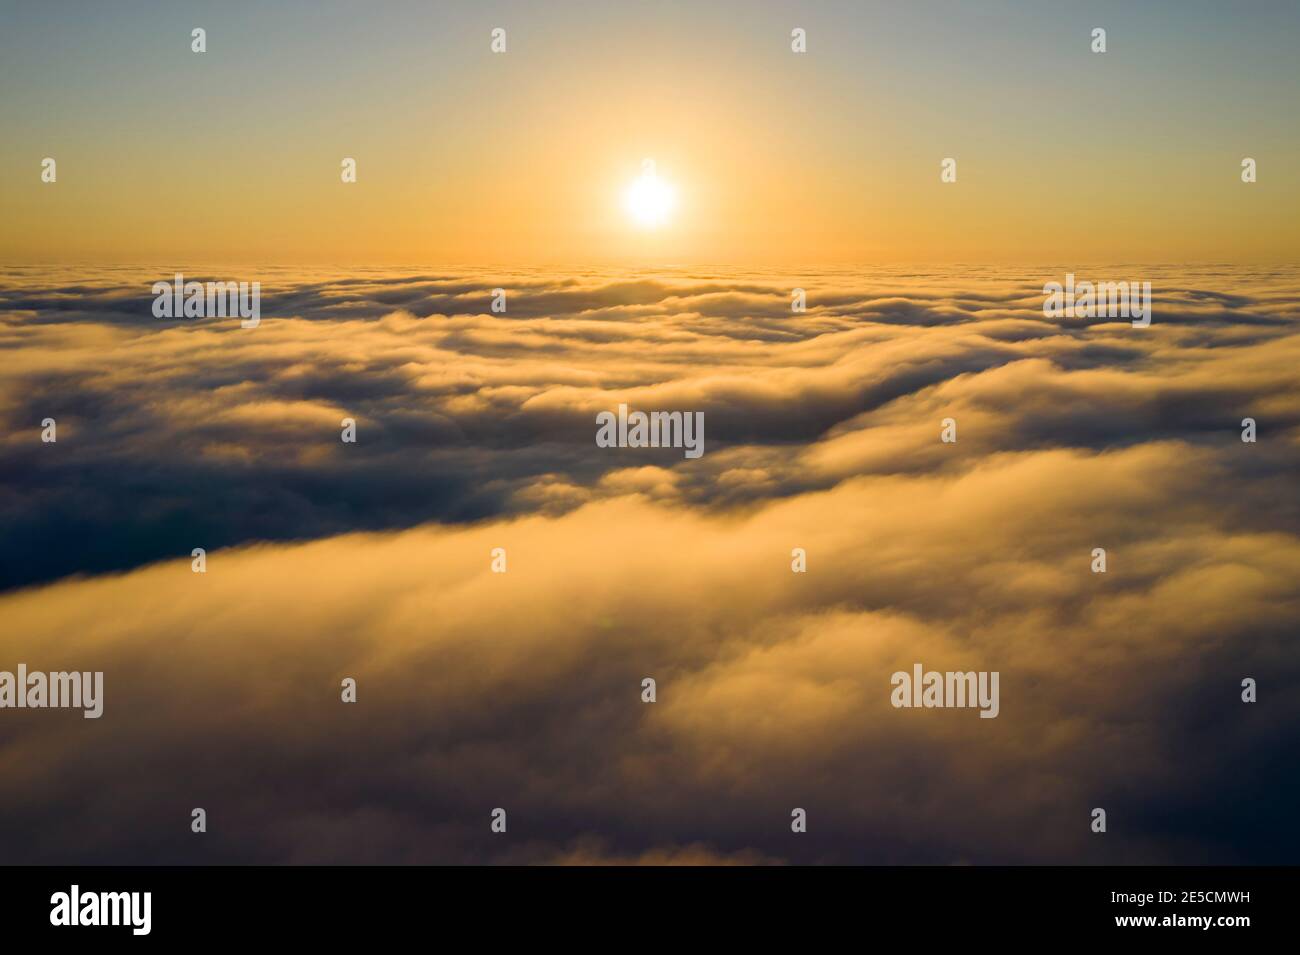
[[0, 265, 1297, 863]]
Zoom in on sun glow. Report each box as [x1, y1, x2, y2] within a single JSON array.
[[624, 162, 676, 228]]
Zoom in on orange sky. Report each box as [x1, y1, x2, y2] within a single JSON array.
[[2, 1, 1298, 265]]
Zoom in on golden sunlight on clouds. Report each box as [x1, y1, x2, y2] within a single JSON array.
[[1, 264, 1298, 863], [1, 455, 1296, 863]]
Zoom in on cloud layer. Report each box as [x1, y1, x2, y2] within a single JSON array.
[[1, 265, 1297, 863]]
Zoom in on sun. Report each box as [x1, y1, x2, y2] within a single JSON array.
[[624, 161, 676, 228]]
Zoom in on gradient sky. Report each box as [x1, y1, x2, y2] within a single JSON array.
[[2, 0, 1298, 265]]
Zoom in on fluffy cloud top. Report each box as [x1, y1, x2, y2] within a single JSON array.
[[0, 265, 1296, 863]]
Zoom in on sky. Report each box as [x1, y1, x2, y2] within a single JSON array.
[[2, 0, 1299, 265]]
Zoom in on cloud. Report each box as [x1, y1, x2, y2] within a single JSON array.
[[0, 442, 1297, 863], [1, 265, 1297, 863], [3, 266, 1297, 591]]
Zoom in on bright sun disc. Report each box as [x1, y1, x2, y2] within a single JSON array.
[[625, 173, 676, 228]]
